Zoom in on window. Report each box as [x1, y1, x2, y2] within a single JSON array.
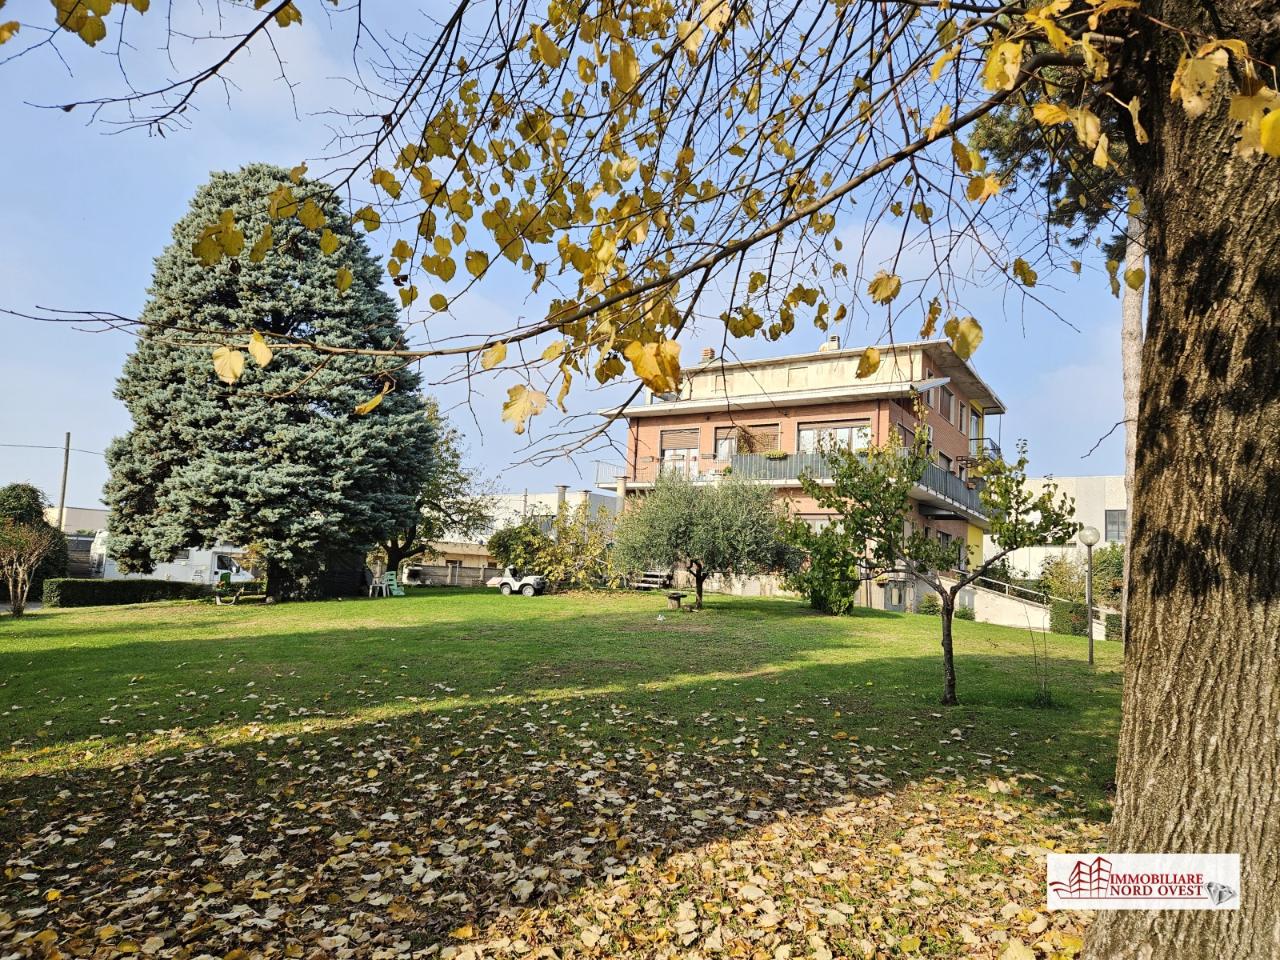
[[714, 423, 779, 459], [214, 554, 241, 573], [940, 387, 955, 423], [970, 408, 981, 437], [958, 403, 967, 435], [938, 452, 953, 474], [660, 428, 700, 476], [1105, 509, 1128, 543], [798, 420, 871, 453], [173, 548, 191, 561]]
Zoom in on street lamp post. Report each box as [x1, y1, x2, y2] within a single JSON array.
[[1079, 525, 1101, 665]]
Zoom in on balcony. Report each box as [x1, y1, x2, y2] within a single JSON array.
[[969, 436, 1002, 461], [597, 451, 989, 522]]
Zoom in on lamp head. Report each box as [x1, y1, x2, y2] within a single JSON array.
[[1079, 526, 1101, 547]]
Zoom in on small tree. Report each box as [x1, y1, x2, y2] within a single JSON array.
[[613, 475, 792, 609], [538, 503, 617, 589], [797, 430, 1076, 705], [0, 521, 61, 616], [0, 484, 67, 600], [381, 398, 495, 573], [487, 521, 552, 572]]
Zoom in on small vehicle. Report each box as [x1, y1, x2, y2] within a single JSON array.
[[495, 566, 547, 597]]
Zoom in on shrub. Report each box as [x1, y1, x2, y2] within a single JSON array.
[[1050, 599, 1089, 636], [918, 593, 941, 616], [955, 604, 976, 621], [43, 578, 208, 608], [1105, 612, 1122, 641]]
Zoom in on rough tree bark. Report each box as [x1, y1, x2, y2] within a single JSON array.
[[690, 559, 707, 609], [1085, 2, 1280, 954], [1120, 211, 1146, 643]]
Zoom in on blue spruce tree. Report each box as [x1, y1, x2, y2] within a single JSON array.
[[105, 164, 436, 597]]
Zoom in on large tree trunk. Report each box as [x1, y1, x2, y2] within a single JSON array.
[[1085, 4, 1280, 954], [1120, 210, 1146, 644], [939, 592, 958, 706]]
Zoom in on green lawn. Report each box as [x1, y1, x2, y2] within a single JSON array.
[[0, 590, 1120, 958]]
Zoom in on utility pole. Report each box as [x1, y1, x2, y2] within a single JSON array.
[[57, 431, 70, 532]]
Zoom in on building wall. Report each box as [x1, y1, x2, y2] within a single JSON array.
[[43, 506, 109, 534], [986, 475, 1128, 577]]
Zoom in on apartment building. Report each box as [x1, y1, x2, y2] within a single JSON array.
[[596, 336, 1006, 608]]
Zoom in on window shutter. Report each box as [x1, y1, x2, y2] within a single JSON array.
[[660, 428, 700, 450]]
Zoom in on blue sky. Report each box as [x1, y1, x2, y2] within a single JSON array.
[[0, 11, 1127, 510]]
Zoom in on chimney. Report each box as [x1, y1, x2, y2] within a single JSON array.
[[556, 484, 568, 509], [817, 335, 841, 353], [701, 347, 715, 362]]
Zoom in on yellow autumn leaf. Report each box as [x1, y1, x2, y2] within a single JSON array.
[[610, 41, 639, 93], [856, 347, 881, 378], [577, 56, 596, 84], [354, 383, 391, 416], [44, 889, 62, 902], [926, 104, 951, 139], [982, 40, 1023, 92], [929, 45, 959, 84], [950, 138, 972, 173], [948, 316, 984, 359], [297, 198, 325, 230], [1260, 109, 1280, 157], [247, 331, 273, 368], [898, 934, 921, 953], [501, 384, 548, 435], [429, 292, 448, 311], [248, 224, 272, 263], [0, 21, 20, 44], [1123, 96, 1149, 144], [267, 185, 298, 219], [676, 21, 703, 60], [480, 341, 507, 370], [966, 174, 1001, 203], [450, 924, 476, 941], [336, 266, 353, 293], [399, 285, 418, 307], [371, 168, 402, 200], [1171, 49, 1228, 118], [1032, 102, 1070, 126], [465, 250, 489, 277], [1092, 131, 1111, 169], [1013, 257, 1037, 287], [867, 271, 901, 305], [392, 239, 413, 260], [288, 162, 307, 183], [1124, 266, 1146, 290], [530, 25, 564, 69], [319, 229, 340, 256], [541, 339, 566, 362], [274, 3, 302, 27], [212, 347, 246, 384], [920, 298, 941, 338], [623, 339, 682, 393], [353, 206, 381, 233], [78, 15, 106, 45]]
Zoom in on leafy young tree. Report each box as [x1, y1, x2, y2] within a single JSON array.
[[0, 521, 62, 616], [486, 520, 552, 573], [104, 164, 436, 598], [613, 475, 792, 609], [8, 2, 1280, 951], [0, 483, 68, 597], [795, 432, 1076, 705], [537, 503, 619, 589], [381, 398, 495, 573]]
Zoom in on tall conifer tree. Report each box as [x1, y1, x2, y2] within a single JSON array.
[[105, 164, 435, 595]]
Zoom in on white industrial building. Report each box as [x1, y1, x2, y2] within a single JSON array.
[[985, 475, 1128, 577]]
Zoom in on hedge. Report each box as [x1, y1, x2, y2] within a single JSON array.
[[43, 578, 209, 608], [1049, 599, 1089, 637], [1105, 612, 1122, 641]]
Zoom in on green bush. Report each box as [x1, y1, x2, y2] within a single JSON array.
[[1050, 599, 1089, 636], [1105, 612, 1122, 641], [918, 593, 941, 616], [43, 578, 209, 608], [955, 604, 976, 621]]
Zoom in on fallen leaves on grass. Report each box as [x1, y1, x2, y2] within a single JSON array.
[[1, 692, 1100, 958]]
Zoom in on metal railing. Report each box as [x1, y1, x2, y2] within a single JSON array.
[[598, 451, 988, 518], [970, 436, 1002, 460]]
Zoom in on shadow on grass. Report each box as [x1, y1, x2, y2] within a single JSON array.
[[0, 641, 1118, 953]]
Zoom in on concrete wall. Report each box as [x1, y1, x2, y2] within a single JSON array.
[[986, 475, 1127, 577]]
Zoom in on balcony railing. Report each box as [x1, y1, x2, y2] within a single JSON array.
[[599, 452, 987, 518], [970, 436, 1002, 461]]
